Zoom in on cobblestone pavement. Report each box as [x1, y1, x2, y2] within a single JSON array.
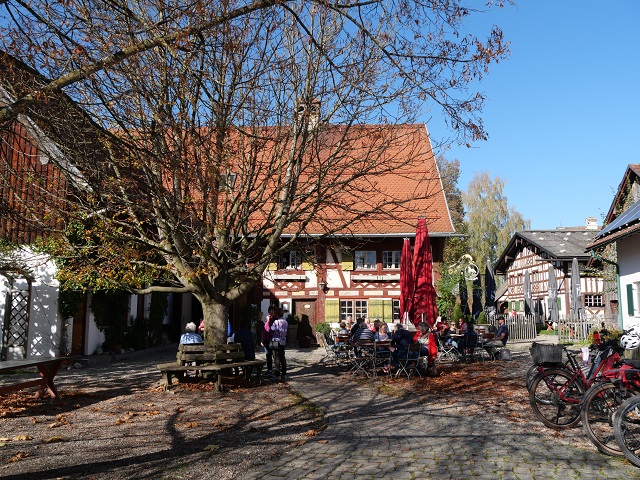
[[247, 347, 639, 480]]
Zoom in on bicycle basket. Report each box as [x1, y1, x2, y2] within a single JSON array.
[[530, 343, 563, 365]]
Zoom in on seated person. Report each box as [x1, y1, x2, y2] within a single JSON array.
[[180, 322, 203, 344], [484, 317, 509, 358], [351, 322, 375, 343], [458, 324, 478, 360], [457, 318, 468, 332], [415, 322, 432, 360], [337, 321, 350, 335], [390, 324, 415, 367], [233, 325, 256, 360], [350, 317, 363, 337], [494, 317, 509, 346], [374, 323, 391, 342]]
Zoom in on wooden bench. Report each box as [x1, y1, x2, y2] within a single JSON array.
[[156, 343, 266, 391]]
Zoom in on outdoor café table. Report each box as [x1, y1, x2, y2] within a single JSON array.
[[0, 356, 72, 399]]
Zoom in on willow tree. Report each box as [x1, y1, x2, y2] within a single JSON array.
[[0, 0, 510, 344]]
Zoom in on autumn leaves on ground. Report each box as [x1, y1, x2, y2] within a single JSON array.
[[0, 354, 591, 479]]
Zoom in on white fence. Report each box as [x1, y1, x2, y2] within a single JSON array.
[[556, 314, 618, 344], [487, 314, 537, 343]]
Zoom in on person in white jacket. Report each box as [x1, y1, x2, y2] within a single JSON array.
[[270, 308, 289, 380]]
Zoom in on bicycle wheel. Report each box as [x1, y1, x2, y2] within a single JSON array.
[[526, 364, 539, 391], [581, 382, 635, 456], [529, 368, 585, 429], [614, 395, 640, 468]]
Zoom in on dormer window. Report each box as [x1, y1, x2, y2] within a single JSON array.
[[218, 173, 237, 190]]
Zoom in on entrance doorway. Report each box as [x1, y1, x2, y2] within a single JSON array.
[[293, 300, 316, 326]]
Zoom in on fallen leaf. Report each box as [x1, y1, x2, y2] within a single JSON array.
[[43, 436, 69, 444], [317, 440, 329, 444], [203, 444, 220, 452], [8, 451, 30, 462], [183, 422, 198, 428], [12, 435, 32, 441], [290, 440, 307, 447]]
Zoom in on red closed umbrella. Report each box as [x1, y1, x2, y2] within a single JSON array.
[[399, 238, 414, 325], [412, 217, 439, 363]]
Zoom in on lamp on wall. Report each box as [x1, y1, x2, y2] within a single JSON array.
[[318, 279, 328, 293]]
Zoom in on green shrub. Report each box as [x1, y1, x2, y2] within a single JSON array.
[[314, 322, 332, 335], [452, 304, 463, 322]]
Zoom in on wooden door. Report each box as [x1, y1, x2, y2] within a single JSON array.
[[293, 300, 316, 326], [71, 296, 87, 356]]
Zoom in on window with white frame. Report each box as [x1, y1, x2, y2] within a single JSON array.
[[382, 250, 401, 269], [392, 299, 400, 320], [355, 300, 368, 318], [355, 250, 376, 269], [584, 294, 603, 308], [279, 251, 301, 269], [340, 300, 368, 320]]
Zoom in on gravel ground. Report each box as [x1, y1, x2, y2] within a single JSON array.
[[0, 348, 324, 480]]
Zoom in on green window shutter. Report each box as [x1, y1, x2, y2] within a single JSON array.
[[368, 299, 384, 320], [382, 299, 393, 323], [301, 261, 313, 271], [266, 262, 277, 271], [341, 251, 354, 271], [325, 299, 340, 323], [557, 297, 562, 310], [627, 284, 635, 316]]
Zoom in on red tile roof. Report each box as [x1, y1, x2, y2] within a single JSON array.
[[235, 123, 454, 237]]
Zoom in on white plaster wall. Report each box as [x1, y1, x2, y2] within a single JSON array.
[[618, 234, 640, 329], [27, 257, 62, 358], [0, 250, 62, 359], [84, 293, 105, 355]]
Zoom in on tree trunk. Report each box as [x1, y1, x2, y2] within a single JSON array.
[[201, 300, 230, 346]]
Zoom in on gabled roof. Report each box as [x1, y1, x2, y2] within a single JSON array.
[[300, 124, 454, 236], [0, 52, 454, 243], [586, 164, 640, 250], [495, 229, 599, 274]]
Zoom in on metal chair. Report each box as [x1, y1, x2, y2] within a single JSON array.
[[316, 332, 338, 365], [370, 341, 392, 377], [436, 335, 459, 363], [395, 343, 423, 379], [348, 342, 373, 377], [461, 331, 481, 363]]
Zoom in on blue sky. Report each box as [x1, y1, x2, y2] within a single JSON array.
[[425, 1, 640, 230]]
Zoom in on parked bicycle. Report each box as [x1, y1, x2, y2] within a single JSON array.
[[611, 325, 640, 466], [580, 362, 640, 455], [528, 340, 624, 429], [613, 393, 640, 467]]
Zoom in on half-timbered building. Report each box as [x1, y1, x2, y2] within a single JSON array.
[[494, 220, 607, 322], [258, 124, 455, 327]]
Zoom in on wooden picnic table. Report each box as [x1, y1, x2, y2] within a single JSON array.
[[0, 356, 73, 399]]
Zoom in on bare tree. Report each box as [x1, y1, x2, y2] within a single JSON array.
[[0, 0, 510, 344]]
